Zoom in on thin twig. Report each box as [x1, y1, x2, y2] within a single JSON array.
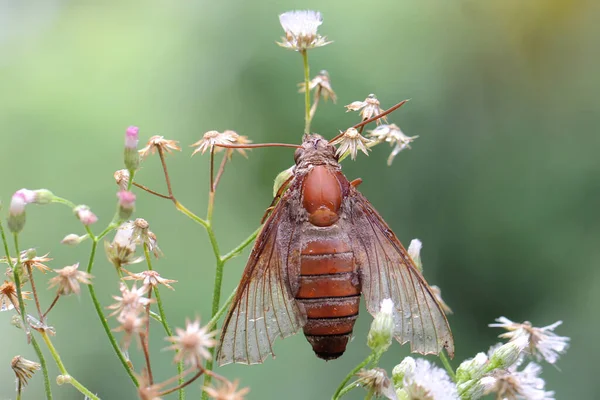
[[25, 264, 44, 321], [212, 152, 229, 192], [132, 182, 171, 199], [157, 147, 175, 199], [42, 294, 60, 319], [214, 142, 301, 149]]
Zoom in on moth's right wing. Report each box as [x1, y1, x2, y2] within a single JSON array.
[[218, 189, 305, 365]]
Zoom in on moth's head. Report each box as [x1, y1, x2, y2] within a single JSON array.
[[294, 134, 338, 166]]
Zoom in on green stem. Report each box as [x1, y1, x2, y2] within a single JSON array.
[[221, 225, 261, 262], [39, 331, 99, 399], [30, 335, 53, 400], [439, 351, 456, 381], [206, 287, 237, 330], [50, 196, 76, 208], [174, 200, 209, 229], [143, 244, 185, 400], [332, 353, 376, 400], [85, 239, 138, 387], [301, 49, 311, 134]]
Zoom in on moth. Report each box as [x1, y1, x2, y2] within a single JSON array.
[[218, 134, 453, 365]]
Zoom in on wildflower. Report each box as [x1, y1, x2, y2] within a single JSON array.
[[114, 169, 130, 191], [298, 70, 337, 103], [1, 250, 52, 274], [489, 336, 529, 369], [114, 309, 146, 350], [330, 127, 372, 160], [61, 234, 87, 246], [369, 124, 418, 166], [190, 130, 236, 156], [48, 263, 93, 296], [484, 362, 555, 400], [356, 368, 397, 400], [489, 317, 569, 364], [139, 136, 181, 159], [131, 218, 162, 258], [457, 376, 497, 400], [117, 191, 136, 220], [124, 126, 140, 171], [367, 298, 394, 352], [105, 221, 144, 269], [124, 270, 176, 291], [11, 356, 40, 387], [0, 281, 30, 312], [108, 282, 152, 317], [165, 317, 217, 367], [204, 379, 250, 400], [8, 190, 28, 233], [74, 205, 98, 226], [395, 357, 458, 400], [407, 239, 423, 272], [345, 94, 388, 124], [277, 10, 330, 51], [456, 352, 489, 382], [392, 357, 416, 387]]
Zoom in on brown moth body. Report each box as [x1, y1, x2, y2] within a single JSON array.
[[218, 134, 454, 365]]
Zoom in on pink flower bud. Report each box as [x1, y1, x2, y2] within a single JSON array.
[[14, 189, 35, 204], [8, 191, 27, 233], [124, 126, 141, 171], [125, 126, 139, 149], [117, 191, 136, 219], [74, 205, 98, 226]]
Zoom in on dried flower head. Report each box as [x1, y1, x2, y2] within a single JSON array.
[[131, 218, 163, 258], [224, 130, 252, 159], [298, 70, 337, 103], [204, 379, 250, 400], [345, 94, 388, 124], [165, 318, 217, 367], [48, 263, 93, 296], [124, 270, 176, 291], [484, 362, 555, 400], [139, 136, 181, 159], [330, 128, 372, 160], [489, 317, 569, 364], [105, 221, 144, 269], [0, 280, 30, 312], [1, 250, 53, 274], [137, 369, 164, 400], [108, 282, 153, 317], [397, 357, 458, 400], [191, 130, 237, 156], [114, 169, 130, 191], [356, 368, 397, 400], [114, 309, 147, 350], [11, 356, 40, 387], [277, 10, 330, 51], [368, 123, 418, 166]]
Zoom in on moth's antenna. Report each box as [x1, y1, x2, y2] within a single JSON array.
[[328, 99, 409, 143], [214, 142, 301, 150]]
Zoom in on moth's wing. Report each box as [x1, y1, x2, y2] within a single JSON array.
[[218, 189, 305, 365], [345, 190, 454, 357]]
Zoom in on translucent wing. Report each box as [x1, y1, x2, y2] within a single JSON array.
[[345, 191, 454, 357], [218, 190, 306, 365]]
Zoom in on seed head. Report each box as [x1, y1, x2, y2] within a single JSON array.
[[489, 317, 569, 364], [48, 263, 93, 296], [191, 130, 237, 156], [139, 136, 181, 159], [204, 379, 250, 400], [277, 10, 330, 51], [345, 94, 388, 124], [368, 124, 418, 166], [356, 368, 397, 400], [11, 355, 40, 387], [131, 218, 162, 258], [165, 317, 217, 367], [124, 270, 176, 291], [330, 127, 372, 160], [298, 70, 337, 103]]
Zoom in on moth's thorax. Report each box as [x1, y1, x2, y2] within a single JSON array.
[[302, 165, 342, 227], [294, 134, 339, 173]]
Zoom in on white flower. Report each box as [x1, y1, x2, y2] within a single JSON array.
[[367, 298, 395, 352], [489, 317, 569, 364], [485, 362, 555, 400], [330, 127, 372, 160], [368, 124, 419, 166], [277, 10, 330, 51], [489, 335, 529, 369], [401, 358, 459, 400], [165, 318, 217, 367]]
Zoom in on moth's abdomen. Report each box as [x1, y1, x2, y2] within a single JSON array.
[[296, 234, 361, 360]]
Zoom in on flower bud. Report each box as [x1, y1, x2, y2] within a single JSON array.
[[74, 205, 98, 226], [61, 234, 87, 246], [367, 298, 395, 352], [407, 239, 422, 272], [124, 126, 140, 171], [392, 357, 415, 388], [8, 191, 27, 233], [489, 336, 528, 369], [32, 189, 54, 204], [456, 352, 488, 382], [117, 191, 136, 220]]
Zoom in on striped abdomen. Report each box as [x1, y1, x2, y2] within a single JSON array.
[[296, 165, 360, 360]]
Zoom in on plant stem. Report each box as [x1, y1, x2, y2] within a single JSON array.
[[301, 49, 311, 134], [39, 331, 99, 399], [221, 225, 261, 262], [85, 239, 138, 386], [206, 287, 237, 330], [439, 351, 456, 381], [25, 264, 44, 320], [30, 335, 53, 400], [43, 294, 60, 318], [332, 353, 376, 400]]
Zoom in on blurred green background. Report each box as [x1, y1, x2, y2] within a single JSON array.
[[1, 0, 597, 398]]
